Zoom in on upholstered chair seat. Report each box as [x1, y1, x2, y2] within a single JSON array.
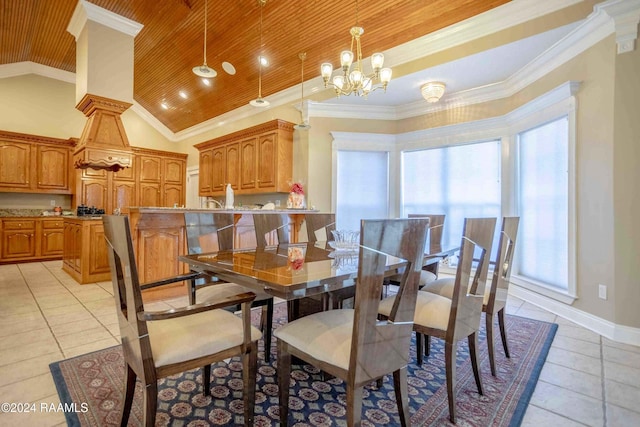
[[420, 277, 490, 305], [379, 291, 452, 332]]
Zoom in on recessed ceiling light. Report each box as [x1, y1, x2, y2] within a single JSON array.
[[179, 91, 188, 99], [202, 78, 211, 86], [222, 62, 236, 75], [161, 102, 169, 110], [258, 55, 268, 67]]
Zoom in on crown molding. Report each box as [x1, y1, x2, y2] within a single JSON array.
[[0, 62, 76, 84], [67, 0, 143, 40], [596, 0, 640, 53]]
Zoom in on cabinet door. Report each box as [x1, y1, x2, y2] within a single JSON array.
[[257, 132, 277, 189], [88, 222, 110, 276], [211, 147, 226, 193], [138, 155, 162, 183], [163, 158, 184, 185], [137, 228, 185, 283], [113, 180, 136, 211], [113, 162, 135, 181], [226, 143, 240, 190], [80, 178, 108, 210], [240, 138, 257, 190], [139, 182, 161, 207], [63, 222, 81, 272], [2, 230, 36, 259], [198, 149, 213, 195], [36, 145, 70, 191], [41, 228, 64, 256], [0, 141, 31, 189], [162, 184, 183, 207]]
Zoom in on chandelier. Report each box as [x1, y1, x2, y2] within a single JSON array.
[[320, 1, 391, 98]]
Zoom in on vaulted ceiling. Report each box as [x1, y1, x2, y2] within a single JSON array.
[[0, 0, 510, 133]]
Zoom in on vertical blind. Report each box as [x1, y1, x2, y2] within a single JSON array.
[[402, 140, 502, 257], [336, 150, 389, 231], [517, 117, 569, 289]]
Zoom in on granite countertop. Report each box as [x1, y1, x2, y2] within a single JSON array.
[[0, 209, 75, 218]]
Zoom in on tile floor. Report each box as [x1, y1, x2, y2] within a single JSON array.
[[0, 260, 639, 426]]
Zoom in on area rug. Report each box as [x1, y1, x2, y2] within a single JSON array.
[[50, 304, 556, 426]]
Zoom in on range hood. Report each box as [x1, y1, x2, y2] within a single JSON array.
[[73, 93, 133, 172]]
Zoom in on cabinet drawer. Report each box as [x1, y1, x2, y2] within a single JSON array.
[[3, 220, 36, 230], [42, 219, 64, 229]]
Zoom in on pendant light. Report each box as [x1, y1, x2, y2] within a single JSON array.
[[250, 0, 270, 107], [294, 52, 310, 130], [192, 0, 217, 78]]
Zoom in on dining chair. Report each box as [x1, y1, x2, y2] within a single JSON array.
[[184, 212, 275, 362], [305, 213, 336, 242], [408, 214, 446, 286], [102, 215, 261, 427], [379, 217, 496, 423], [420, 216, 520, 376], [252, 213, 290, 246], [275, 218, 430, 427]]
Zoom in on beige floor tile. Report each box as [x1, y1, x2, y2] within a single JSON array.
[[606, 403, 640, 425], [521, 404, 588, 427], [103, 323, 121, 338], [0, 372, 58, 404], [95, 313, 118, 326], [0, 328, 54, 350], [539, 361, 603, 400], [33, 294, 80, 310], [40, 303, 87, 317], [552, 335, 602, 359], [603, 346, 640, 370], [556, 323, 602, 344], [45, 310, 96, 327], [0, 352, 63, 388], [514, 308, 557, 323], [0, 317, 48, 337], [602, 337, 640, 354], [530, 380, 604, 427], [604, 360, 640, 389], [55, 326, 113, 351], [62, 337, 119, 358], [0, 394, 66, 427], [546, 347, 602, 377], [605, 379, 640, 413], [0, 301, 40, 316], [49, 317, 102, 337], [0, 310, 44, 326], [69, 290, 112, 303], [0, 337, 60, 367]]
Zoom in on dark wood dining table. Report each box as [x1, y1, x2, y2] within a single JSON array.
[[179, 241, 458, 302]]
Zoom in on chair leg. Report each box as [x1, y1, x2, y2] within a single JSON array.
[[142, 381, 158, 427], [468, 332, 484, 396], [278, 341, 292, 427], [346, 383, 363, 427], [120, 364, 137, 427], [425, 334, 431, 357], [416, 332, 423, 366], [393, 368, 410, 427], [498, 308, 510, 358], [203, 364, 211, 395], [189, 277, 197, 306], [376, 377, 384, 389], [242, 342, 257, 427], [485, 311, 497, 376], [445, 341, 457, 424], [263, 299, 274, 363]]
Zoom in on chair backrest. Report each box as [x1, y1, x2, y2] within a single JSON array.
[[252, 213, 290, 247], [486, 217, 519, 312], [102, 215, 152, 380], [450, 217, 496, 342], [184, 212, 235, 254], [351, 217, 430, 385], [408, 214, 445, 253], [305, 213, 336, 242]]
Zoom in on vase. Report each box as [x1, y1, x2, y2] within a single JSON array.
[[287, 192, 305, 209]]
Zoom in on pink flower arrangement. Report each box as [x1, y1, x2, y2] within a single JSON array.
[[290, 182, 304, 195]]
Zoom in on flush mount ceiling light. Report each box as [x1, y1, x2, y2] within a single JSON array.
[[320, 0, 392, 98], [421, 81, 446, 103], [294, 52, 310, 131], [192, 0, 217, 78], [250, 0, 270, 107]]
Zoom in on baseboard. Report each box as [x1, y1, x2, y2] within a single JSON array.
[[509, 284, 640, 347]]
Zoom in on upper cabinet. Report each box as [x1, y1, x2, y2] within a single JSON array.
[[196, 120, 294, 196], [0, 130, 74, 194]]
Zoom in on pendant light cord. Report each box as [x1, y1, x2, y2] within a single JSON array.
[[203, 0, 208, 66], [258, 0, 264, 98]]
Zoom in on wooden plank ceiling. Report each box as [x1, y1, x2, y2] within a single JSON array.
[[1, 0, 510, 133]]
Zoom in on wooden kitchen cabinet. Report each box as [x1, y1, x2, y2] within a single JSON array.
[[196, 119, 294, 197], [0, 130, 74, 194], [62, 218, 110, 284], [0, 218, 64, 263]]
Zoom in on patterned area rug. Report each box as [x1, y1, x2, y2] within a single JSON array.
[[50, 304, 556, 426]]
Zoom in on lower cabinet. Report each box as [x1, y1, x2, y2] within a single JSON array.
[[0, 218, 63, 262], [62, 218, 110, 284]]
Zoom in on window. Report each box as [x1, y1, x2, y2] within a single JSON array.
[[516, 117, 569, 290], [402, 140, 501, 255], [336, 150, 389, 231]]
